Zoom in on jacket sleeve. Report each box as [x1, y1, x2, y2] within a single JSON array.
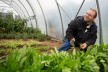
[[66, 19, 77, 41], [86, 26, 97, 46]]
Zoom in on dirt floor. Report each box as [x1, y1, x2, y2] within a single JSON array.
[[42, 40, 61, 49], [0, 39, 62, 58], [0, 39, 62, 50]]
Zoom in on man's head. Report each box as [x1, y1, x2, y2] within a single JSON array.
[[84, 8, 97, 24]]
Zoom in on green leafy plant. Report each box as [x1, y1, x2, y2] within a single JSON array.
[[0, 41, 108, 72]]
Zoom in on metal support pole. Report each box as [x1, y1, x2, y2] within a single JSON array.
[[96, 0, 103, 44], [26, 0, 38, 28], [37, 0, 48, 35], [18, 0, 33, 27], [55, 0, 64, 39]]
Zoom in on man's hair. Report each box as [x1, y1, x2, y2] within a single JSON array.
[[89, 8, 97, 18]]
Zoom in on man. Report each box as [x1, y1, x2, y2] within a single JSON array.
[[58, 8, 97, 52]]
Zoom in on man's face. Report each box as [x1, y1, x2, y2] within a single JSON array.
[[84, 9, 96, 24]]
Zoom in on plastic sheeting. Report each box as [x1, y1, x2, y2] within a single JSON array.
[[0, 0, 108, 44]]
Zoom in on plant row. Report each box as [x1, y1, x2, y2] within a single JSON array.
[[0, 43, 108, 72]]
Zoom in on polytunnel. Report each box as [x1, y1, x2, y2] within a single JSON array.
[[1, 0, 108, 71], [0, 0, 108, 45]]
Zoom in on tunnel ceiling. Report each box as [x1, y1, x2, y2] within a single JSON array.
[[0, 0, 108, 44]]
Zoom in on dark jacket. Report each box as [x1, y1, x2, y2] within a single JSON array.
[[66, 16, 97, 46]]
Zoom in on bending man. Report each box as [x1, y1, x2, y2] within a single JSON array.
[[58, 8, 97, 52]]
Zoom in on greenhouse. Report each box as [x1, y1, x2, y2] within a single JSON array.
[[0, 0, 108, 72]]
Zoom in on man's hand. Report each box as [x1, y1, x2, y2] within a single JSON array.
[[80, 43, 87, 49], [70, 38, 75, 47]]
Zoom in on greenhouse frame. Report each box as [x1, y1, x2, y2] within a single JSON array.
[[1, 0, 108, 72], [0, 0, 108, 44]]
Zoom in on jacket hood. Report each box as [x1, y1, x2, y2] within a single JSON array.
[[75, 16, 84, 23]]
